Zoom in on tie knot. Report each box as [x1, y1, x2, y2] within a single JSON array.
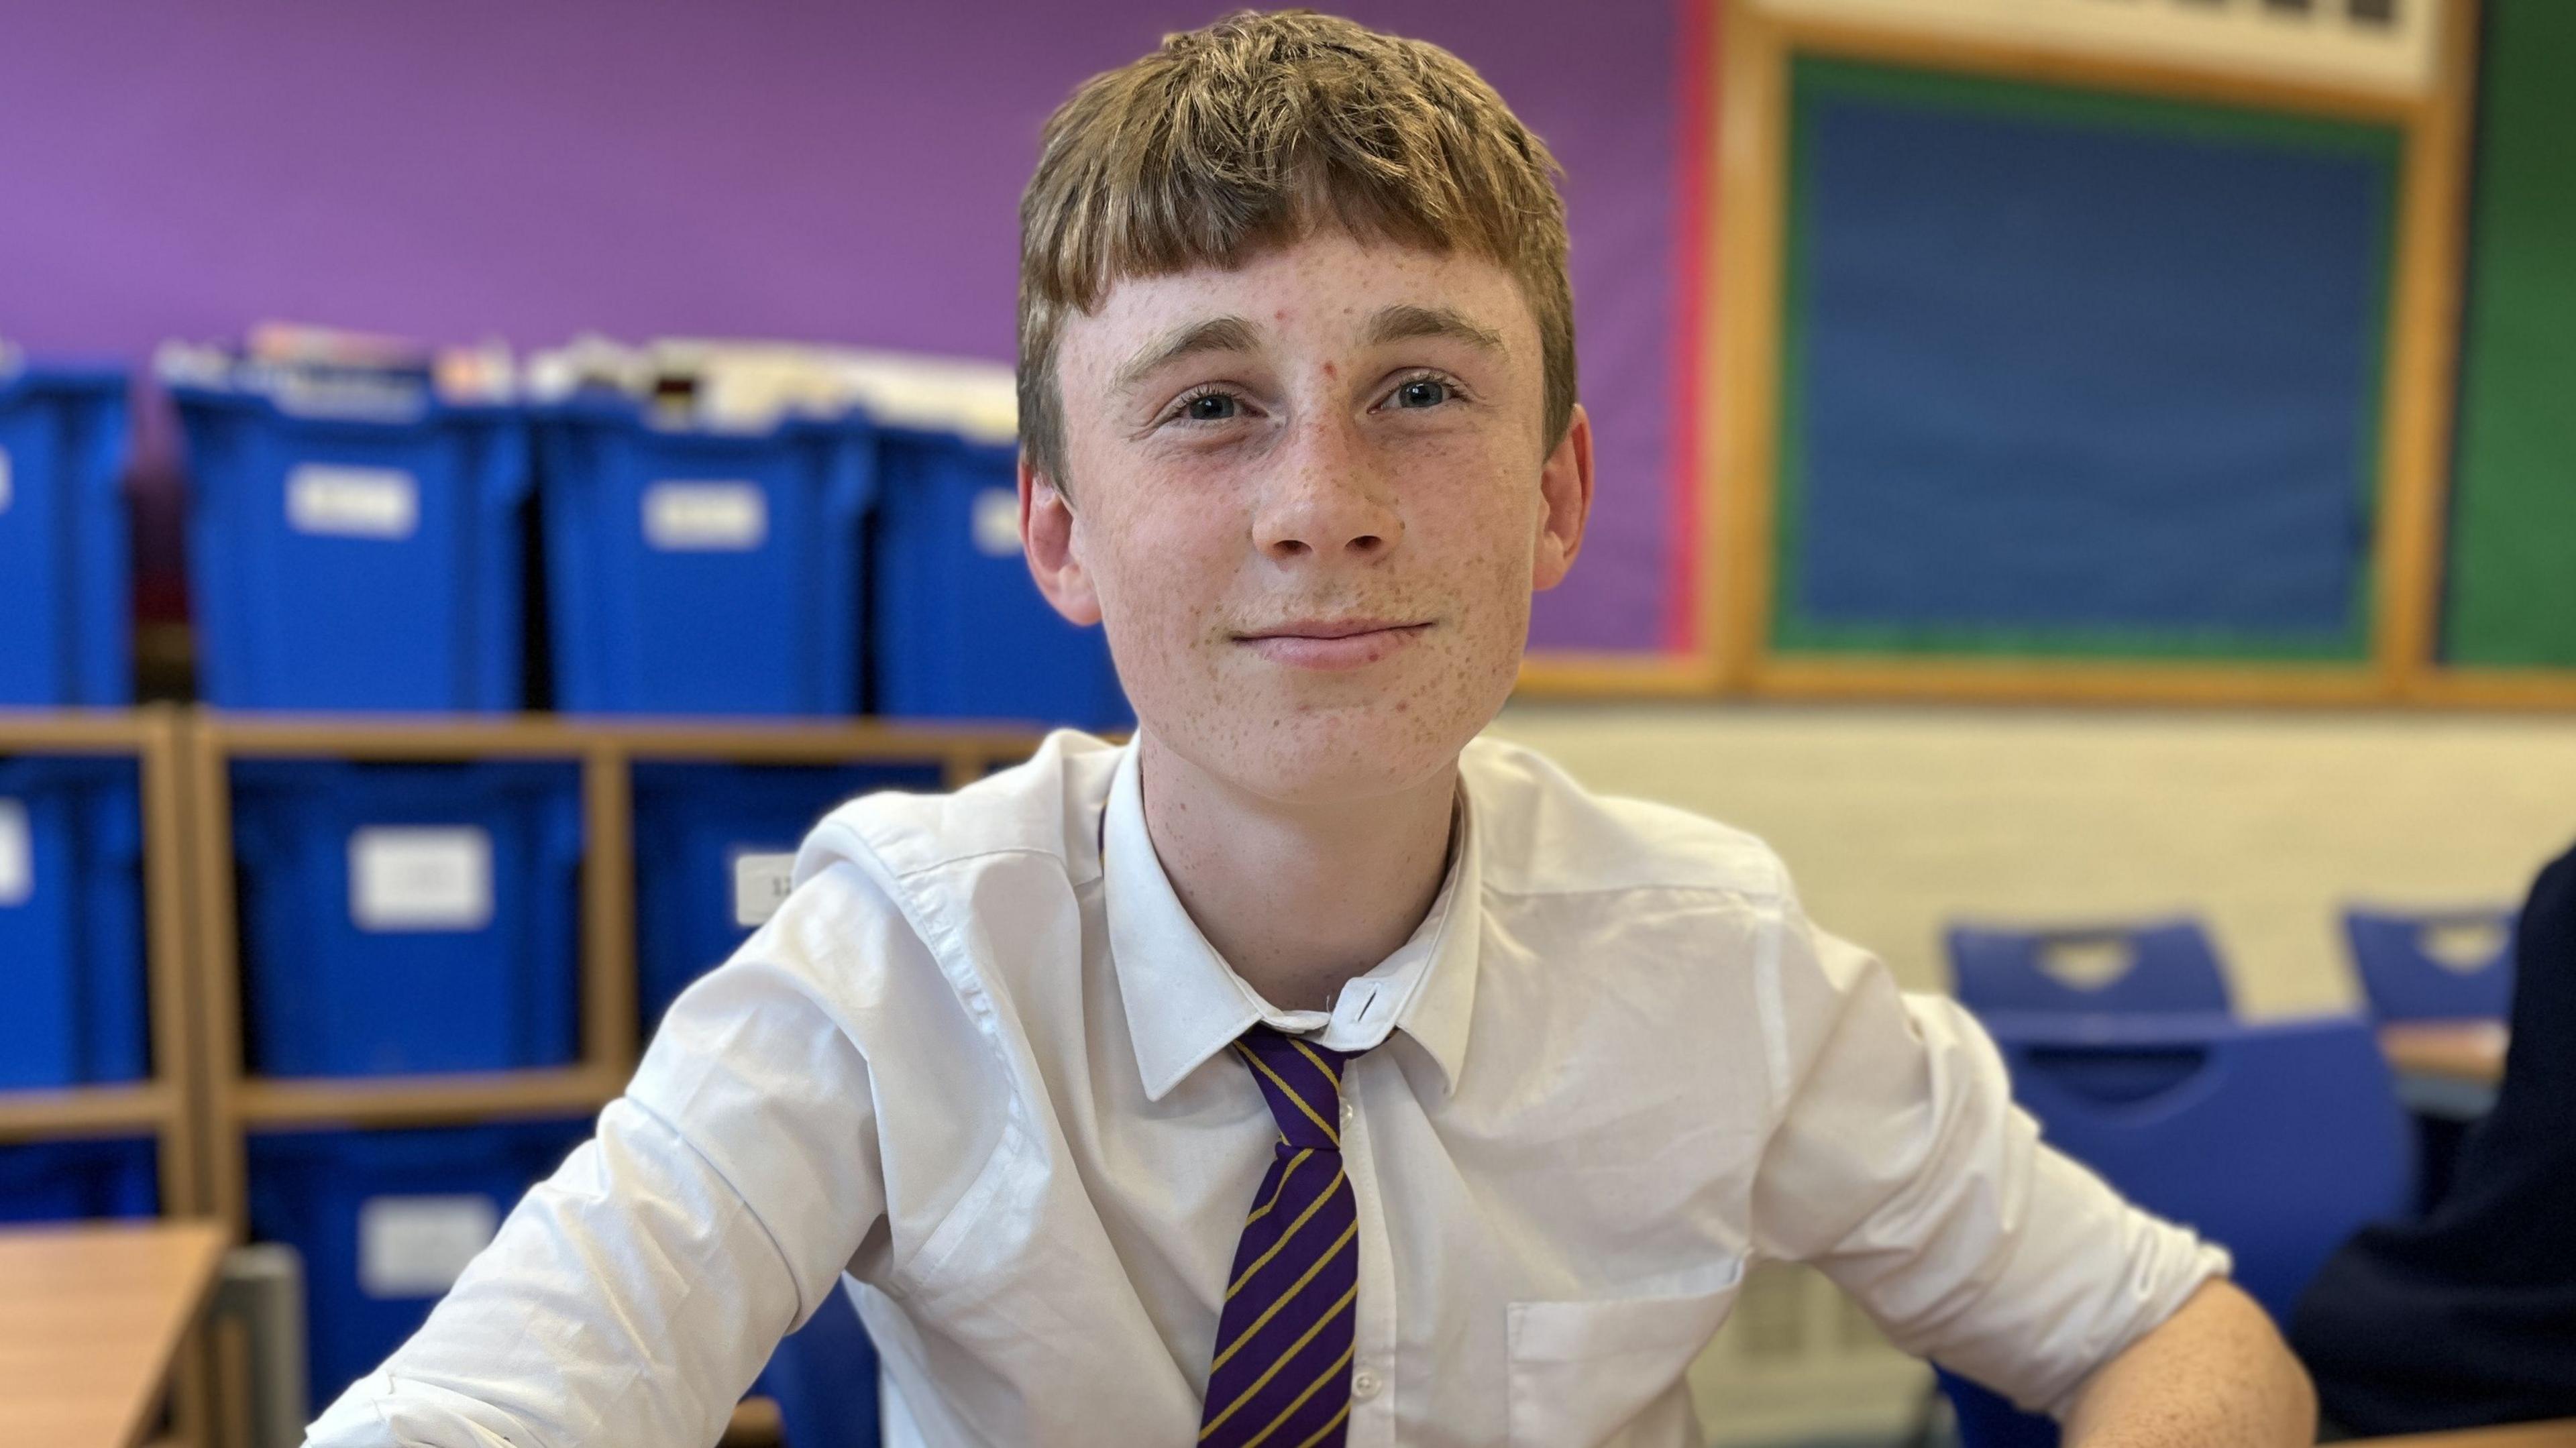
[[1230, 1025, 1356, 1152]]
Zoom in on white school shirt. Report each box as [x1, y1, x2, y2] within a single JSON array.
[[307, 729, 2225, 1448]]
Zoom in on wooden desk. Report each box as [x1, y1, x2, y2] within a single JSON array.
[[0, 1220, 229, 1448], [2359, 1419, 2576, 1447], [2381, 1020, 2509, 1121]]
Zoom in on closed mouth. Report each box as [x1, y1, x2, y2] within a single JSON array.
[[1235, 618, 1430, 641]]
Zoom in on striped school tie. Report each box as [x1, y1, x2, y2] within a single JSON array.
[[1198, 1025, 1363, 1448]]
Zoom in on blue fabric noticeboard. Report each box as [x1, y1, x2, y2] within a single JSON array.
[[1776, 60, 2401, 660]]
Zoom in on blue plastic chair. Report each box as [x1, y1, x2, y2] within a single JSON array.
[[2342, 906, 2518, 1022], [1937, 1012, 2414, 1447], [1945, 917, 2232, 1015]]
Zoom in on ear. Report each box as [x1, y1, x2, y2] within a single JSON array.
[[1532, 402, 1594, 592], [1021, 453, 1104, 626]]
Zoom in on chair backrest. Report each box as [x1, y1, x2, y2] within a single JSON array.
[[1981, 1010, 2414, 1322], [1939, 1011, 2415, 1448], [1945, 917, 2232, 1016], [2342, 906, 2518, 1022]]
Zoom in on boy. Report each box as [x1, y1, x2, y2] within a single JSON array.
[[311, 13, 2313, 1446]]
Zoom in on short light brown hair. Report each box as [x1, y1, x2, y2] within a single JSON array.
[[1016, 9, 1575, 485]]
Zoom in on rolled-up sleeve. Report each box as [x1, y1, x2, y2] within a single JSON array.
[[1747, 895, 2229, 1417], [305, 862, 894, 1448]]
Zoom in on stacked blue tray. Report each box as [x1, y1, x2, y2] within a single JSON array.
[[0, 752, 157, 1223], [0, 1137, 158, 1222], [0, 361, 130, 707], [867, 426, 1128, 730], [0, 755, 147, 1089], [536, 395, 875, 716], [170, 361, 531, 711], [230, 759, 582, 1078], [247, 1119, 592, 1411], [631, 761, 941, 1040]]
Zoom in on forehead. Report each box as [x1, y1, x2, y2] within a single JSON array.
[[1063, 230, 1538, 356]]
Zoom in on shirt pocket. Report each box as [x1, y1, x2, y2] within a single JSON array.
[[1506, 1257, 1747, 1448]]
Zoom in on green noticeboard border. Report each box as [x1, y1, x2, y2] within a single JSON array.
[[2441, 0, 2576, 669]]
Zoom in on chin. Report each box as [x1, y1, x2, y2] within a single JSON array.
[[1190, 689, 1500, 806]]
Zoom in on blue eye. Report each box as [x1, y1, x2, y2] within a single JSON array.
[[1393, 378, 1451, 409], [1182, 392, 1239, 422]]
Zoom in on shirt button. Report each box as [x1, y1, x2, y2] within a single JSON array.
[[1340, 1099, 1354, 1126], [1350, 1368, 1382, 1401]]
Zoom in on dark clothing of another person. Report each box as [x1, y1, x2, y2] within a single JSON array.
[[2291, 842, 2576, 1435]]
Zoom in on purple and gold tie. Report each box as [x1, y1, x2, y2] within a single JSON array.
[[1198, 1025, 1362, 1448]]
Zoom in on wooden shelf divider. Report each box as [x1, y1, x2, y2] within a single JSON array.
[[0, 704, 215, 1447]]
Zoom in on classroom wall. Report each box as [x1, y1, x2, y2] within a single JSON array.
[[0, 0, 1694, 656], [1489, 703, 2576, 1014]]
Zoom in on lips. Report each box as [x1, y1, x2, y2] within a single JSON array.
[[1232, 618, 1433, 671], [1237, 617, 1424, 641]]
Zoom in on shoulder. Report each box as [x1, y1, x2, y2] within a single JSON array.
[[1461, 734, 1789, 905], [793, 727, 1123, 888]]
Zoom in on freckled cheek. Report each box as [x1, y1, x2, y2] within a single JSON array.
[[1081, 502, 1242, 681]]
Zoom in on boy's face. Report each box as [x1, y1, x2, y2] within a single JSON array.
[[1023, 229, 1592, 805]]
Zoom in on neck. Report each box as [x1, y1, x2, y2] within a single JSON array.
[[1137, 730, 1459, 1014]]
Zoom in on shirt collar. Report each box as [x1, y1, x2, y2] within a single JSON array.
[[1101, 738, 1482, 1102]]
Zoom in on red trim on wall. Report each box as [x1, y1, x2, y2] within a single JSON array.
[[1662, 0, 1718, 655]]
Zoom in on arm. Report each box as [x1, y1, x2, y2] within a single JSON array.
[[305, 862, 901, 1448], [1748, 890, 2236, 1421], [2064, 1280, 2315, 1448]]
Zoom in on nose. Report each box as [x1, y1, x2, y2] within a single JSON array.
[[1252, 414, 1404, 565]]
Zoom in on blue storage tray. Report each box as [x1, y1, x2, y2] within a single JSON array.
[[0, 365, 131, 706], [231, 760, 582, 1078], [538, 399, 874, 715], [246, 1119, 592, 1412], [0, 1137, 159, 1222], [172, 379, 530, 711], [631, 761, 941, 1040], [0, 755, 148, 1088], [866, 427, 1128, 729], [760, 1285, 883, 1448]]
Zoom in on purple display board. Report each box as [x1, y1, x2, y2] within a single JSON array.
[[0, 0, 1695, 655]]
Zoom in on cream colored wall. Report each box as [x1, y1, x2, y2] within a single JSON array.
[[1487, 702, 2576, 1016]]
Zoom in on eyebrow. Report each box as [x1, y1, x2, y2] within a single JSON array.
[[1112, 315, 1263, 396], [1363, 304, 1507, 355], [1109, 303, 1509, 398]]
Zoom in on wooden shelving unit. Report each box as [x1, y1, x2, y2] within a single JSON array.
[[182, 710, 1042, 1229], [0, 704, 216, 1447], [167, 710, 1039, 1445], [13, 706, 1044, 1445]]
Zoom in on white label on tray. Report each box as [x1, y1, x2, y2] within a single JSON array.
[[358, 1194, 499, 1297], [971, 486, 1022, 557], [0, 799, 30, 907], [287, 463, 419, 540], [349, 826, 494, 932], [733, 850, 798, 929], [0, 447, 13, 516], [643, 480, 767, 552]]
